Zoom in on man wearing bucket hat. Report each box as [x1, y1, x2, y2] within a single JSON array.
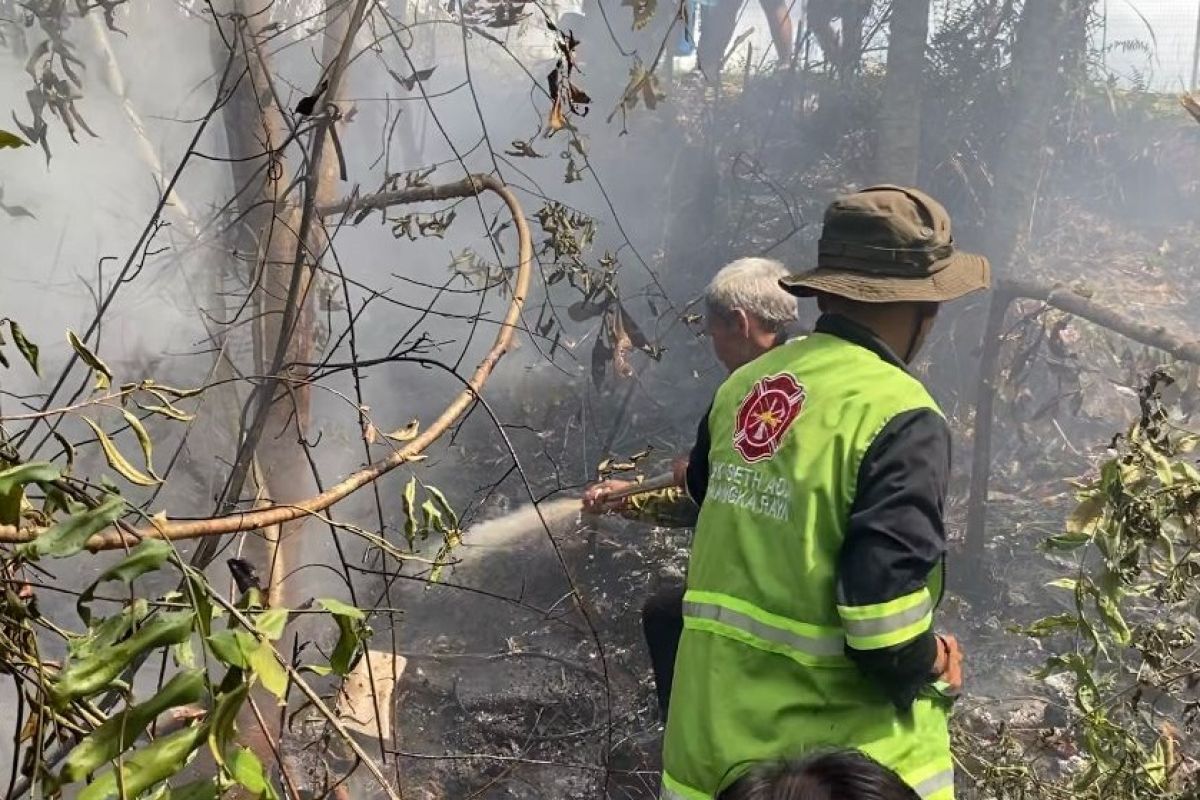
[[659, 186, 986, 800]]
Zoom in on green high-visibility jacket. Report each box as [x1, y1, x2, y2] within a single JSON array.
[[660, 332, 955, 800]]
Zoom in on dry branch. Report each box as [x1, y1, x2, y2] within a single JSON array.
[[963, 276, 1200, 572], [1003, 278, 1200, 363], [0, 175, 531, 549]]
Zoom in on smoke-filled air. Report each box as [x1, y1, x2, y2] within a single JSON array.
[[2, 0, 1200, 798]]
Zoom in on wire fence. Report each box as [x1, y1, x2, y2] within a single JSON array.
[[1099, 0, 1200, 90]]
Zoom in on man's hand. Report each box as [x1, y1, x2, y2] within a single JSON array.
[[671, 457, 689, 489], [581, 479, 636, 514], [930, 633, 963, 694]]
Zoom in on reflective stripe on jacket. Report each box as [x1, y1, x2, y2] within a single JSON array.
[[660, 332, 955, 800]]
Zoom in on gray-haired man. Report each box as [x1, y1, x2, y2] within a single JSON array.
[[583, 256, 799, 718]]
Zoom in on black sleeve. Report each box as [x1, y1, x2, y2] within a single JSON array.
[[837, 408, 950, 710], [684, 404, 711, 505]]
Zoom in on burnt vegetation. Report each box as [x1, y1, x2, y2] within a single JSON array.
[[0, 0, 1199, 798]]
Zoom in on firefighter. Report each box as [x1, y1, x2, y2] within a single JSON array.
[[582, 256, 799, 719], [660, 186, 985, 800]]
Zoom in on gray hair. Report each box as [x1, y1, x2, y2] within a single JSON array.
[[704, 257, 798, 331]]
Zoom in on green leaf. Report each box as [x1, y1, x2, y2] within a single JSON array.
[[18, 494, 126, 559], [1096, 592, 1131, 644], [0, 129, 29, 148], [76, 539, 174, 624], [248, 642, 288, 702], [76, 722, 208, 800], [50, 611, 195, 706], [207, 682, 249, 767], [172, 638, 198, 669], [9, 320, 39, 375], [420, 498, 443, 534], [228, 747, 268, 794], [206, 629, 257, 669], [0, 461, 59, 525], [254, 607, 289, 641], [67, 329, 114, 390], [69, 599, 147, 662], [59, 670, 206, 785], [425, 484, 459, 529], [1022, 613, 1081, 638], [168, 780, 219, 800], [1046, 577, 1078, 591], [317, 596, 364, 619], [80, 417, 161, 486], [1043, 531, 1092, 551], [317, 597, 366, 675]]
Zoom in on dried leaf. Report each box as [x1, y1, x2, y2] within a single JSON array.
[[67, 329, 113, 390], [9, 320, 38, 375], [385, 419, 420, 442], [80, 417, 160, 486], [0, 130, 28, 149], [591, 335, 611, 389], [120, 408, 159, 480], [547, 97, 567, 133], [402, 476, 418, 545]]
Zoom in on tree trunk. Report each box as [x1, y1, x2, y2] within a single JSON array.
[[964, 0, 1086, 575], [875, 0, 929, 184]]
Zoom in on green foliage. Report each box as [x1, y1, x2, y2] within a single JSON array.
[[1003, 369, 1200, 798], [0, 325, 373, 800], [399, 475, 462, 582]]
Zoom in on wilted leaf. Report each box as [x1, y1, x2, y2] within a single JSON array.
[[425, 484, 458, 529], [207, 682, 249, 766], [402, 476, 418, 545], [385, 419, 420, 442], [77, 538, 173, 624], [80, 417, 161, 486], [0, 129, 29, 148], [50, 611, 194, 706], [9, 320, 38, 375], [75, 722, 208, 800], [0, 461, 58, 525], [18, 493, 125, 559], [68, 329, 114, 390], [59, 670, 206, 785], [121, 408, 159, 478]]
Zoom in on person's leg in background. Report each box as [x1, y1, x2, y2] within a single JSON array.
[[641, 584, 685, 719], [696, 0, 741, 81], [758, 0, 794, 65]]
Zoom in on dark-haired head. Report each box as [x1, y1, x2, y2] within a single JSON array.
[[716, 750, 922, 800]]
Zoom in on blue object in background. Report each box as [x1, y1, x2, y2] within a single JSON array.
[[676, 0, 700, 56]]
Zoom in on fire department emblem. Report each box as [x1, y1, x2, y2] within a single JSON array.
[[733, 373, 805, 462]]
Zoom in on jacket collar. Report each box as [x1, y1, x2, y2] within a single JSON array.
[[813, 313, 910, 372]]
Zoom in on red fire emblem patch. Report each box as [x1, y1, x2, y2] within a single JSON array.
[[733, 373, 806, 463]]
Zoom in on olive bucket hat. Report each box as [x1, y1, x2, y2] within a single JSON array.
[[780, 184, 990, 303]]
